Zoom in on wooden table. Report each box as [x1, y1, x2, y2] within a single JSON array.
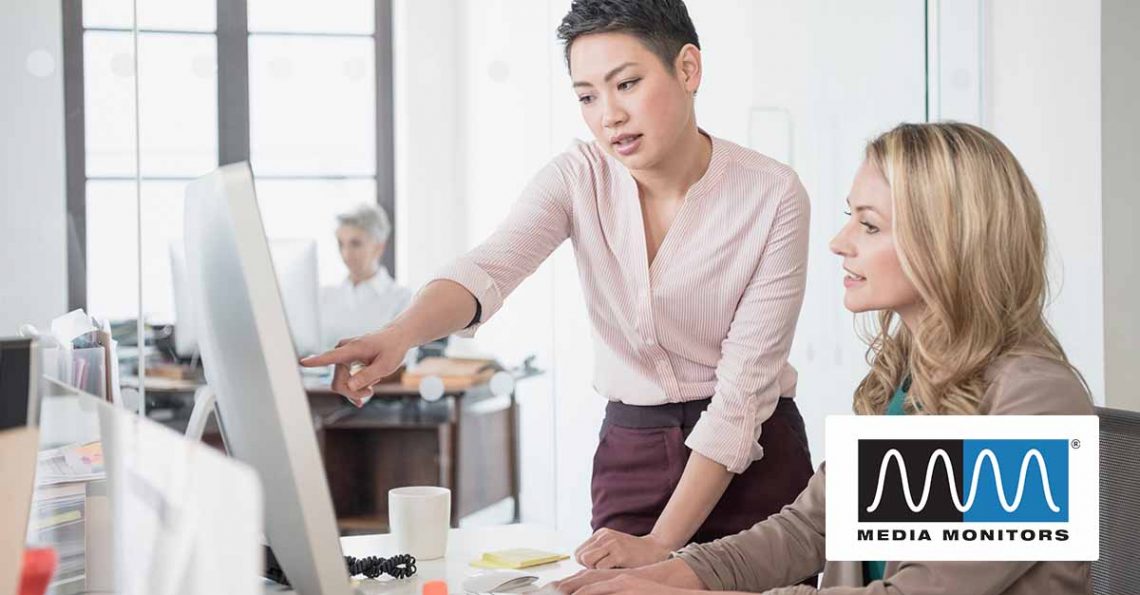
[[303, 379, 521, 534], [125, 374, 522, 535]]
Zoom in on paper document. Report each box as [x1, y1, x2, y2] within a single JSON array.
[[37, 441, 105, 485]]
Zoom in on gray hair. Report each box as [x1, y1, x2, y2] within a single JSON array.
[[336, 203, 391, 244]]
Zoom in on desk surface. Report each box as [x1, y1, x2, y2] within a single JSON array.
[[121, 373, 347, 394], [268, 524, 582, 594], [121, 374, 472, 399]]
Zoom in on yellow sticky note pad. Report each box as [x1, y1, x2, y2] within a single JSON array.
[[470, 548, 570, 569]]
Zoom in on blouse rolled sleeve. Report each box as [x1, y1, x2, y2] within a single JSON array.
[[684, 175, 811, 473]]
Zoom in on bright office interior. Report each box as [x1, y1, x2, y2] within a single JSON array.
[[2, 0, 1138, 592]]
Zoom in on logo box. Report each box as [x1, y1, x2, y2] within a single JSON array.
[[826, 416, 1098, 561]]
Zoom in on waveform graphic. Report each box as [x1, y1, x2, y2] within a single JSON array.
[[864, 448, 1061, 514]]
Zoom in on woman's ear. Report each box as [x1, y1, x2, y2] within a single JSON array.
[[674, 43, 702, 95]]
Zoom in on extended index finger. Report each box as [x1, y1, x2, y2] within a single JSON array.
[[300, 342, 360, 367]]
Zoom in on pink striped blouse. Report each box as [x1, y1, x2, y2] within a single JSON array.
[[435, 134, 810, 473]]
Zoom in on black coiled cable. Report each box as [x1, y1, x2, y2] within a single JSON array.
[[344, 554, 417, 580], [264, 545, 417, 585]]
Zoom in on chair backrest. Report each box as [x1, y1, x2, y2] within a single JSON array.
[[1092, 406, 1140, 595]]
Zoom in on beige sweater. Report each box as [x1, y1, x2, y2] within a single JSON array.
[[675, 353, 1095, 595]]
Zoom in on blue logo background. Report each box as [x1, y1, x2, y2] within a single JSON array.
[[961, 439, 1068, 522]]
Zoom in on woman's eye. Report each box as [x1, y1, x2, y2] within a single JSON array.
[[843, 210, 852, 217], [860, 221, 879, 234], [617, 78, 640, 91], [578, 95, 594, 104]]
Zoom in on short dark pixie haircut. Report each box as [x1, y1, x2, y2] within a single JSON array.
[[556, 0, 700, 73]]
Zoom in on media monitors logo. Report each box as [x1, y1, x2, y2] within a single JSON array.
[[826, 416, 1098, 561], [858, 439, 1068, 523]]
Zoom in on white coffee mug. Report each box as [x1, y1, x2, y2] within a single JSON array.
[[388, 486, 451, 560]]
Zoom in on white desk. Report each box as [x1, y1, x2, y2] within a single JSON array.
[[269, 524, 584, 594]]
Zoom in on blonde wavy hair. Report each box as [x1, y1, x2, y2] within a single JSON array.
[[852, 122, 1079, 415]]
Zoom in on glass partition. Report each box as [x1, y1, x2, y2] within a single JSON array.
[[30, 377, 261, 594]]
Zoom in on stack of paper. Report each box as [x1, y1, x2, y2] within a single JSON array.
[[30, 442, 105, 592], [471, 548, 570, 570], [28, 482, 87, 591], [403, 357, 498, 391], [36, 442, 104, 486], [24, 309, 122, 405]]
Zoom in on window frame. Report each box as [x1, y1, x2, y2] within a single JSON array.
[[62, 0, 396, 312]]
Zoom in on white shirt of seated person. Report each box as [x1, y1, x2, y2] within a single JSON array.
[[319, 265, 413, 354]]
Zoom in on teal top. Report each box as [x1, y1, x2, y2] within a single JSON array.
[[864, 377, 910, 585], [885, 376, 911, 415]]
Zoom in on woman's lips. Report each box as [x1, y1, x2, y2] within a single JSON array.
[[612, 134, 643, 157], [843, 270, 866, 288]]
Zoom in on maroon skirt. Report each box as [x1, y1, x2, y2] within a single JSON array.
[[590, 396, 814, 545]]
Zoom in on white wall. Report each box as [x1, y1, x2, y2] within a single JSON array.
[[392, 0, 466, 291], [1101, 0, 1140, 411], [742, 0, 926, 472], [0, 0, 68, 335], [983, 0, 1104, 402], [928, 1, 1107, 403]]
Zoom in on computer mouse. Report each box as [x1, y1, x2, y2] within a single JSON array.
[[461, 570, 539, 593]]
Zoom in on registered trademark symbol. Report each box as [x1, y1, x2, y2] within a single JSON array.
[[1071, 439, 1081, 449]]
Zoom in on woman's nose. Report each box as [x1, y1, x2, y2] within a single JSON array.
[[602, 99, 627, 129], [829, 225, 854, 257]]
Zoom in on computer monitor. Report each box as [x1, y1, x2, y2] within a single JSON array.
[[171, 239, 321, 359], [183, 162, 352, 595], [169, 245, 199, 359], [0, 338, 38, 430], [267, 240, 321, 358]]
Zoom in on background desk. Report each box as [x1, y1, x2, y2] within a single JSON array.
[[124, 375, 521, 534], [304, 379, 520, 534]]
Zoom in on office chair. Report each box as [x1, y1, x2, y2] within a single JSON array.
[[1092, 406, 1140, 594]]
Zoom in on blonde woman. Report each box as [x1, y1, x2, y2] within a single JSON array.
[[554, 122, 1094, 594]]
